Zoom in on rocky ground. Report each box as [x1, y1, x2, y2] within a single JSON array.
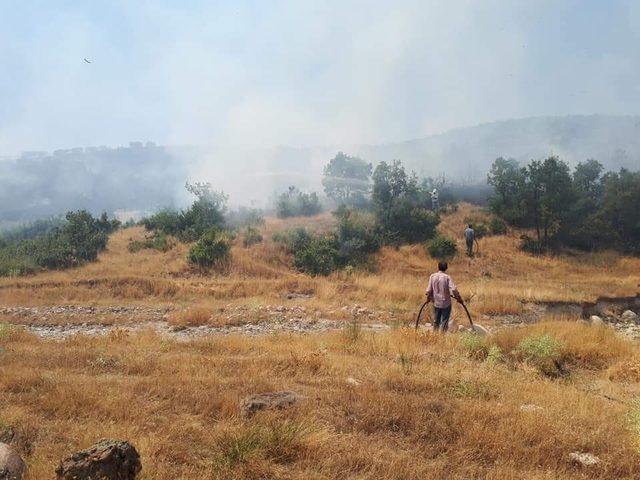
[[0, 304, 391, 339], [0, 299, 638, 340]]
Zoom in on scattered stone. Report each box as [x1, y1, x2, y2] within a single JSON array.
[[470, 324, 489, 336], [345, 377, 361, 386], [589, 315, 604, 326], [621, 310, 639, 323], [55, 439, 141, 480], [239, 391, 301, 418], [0, 442, 25, 480], [519, 404, 543, 412], [569, 451, 600, 467]]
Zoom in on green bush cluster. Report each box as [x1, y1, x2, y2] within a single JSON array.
[[275, 209, 381, 276], [489, 216, 507, 235], [143, 182, 227, 242], [188, 228, 233, 269], [372, 160, 440, 245], [425, 235, 458, 259], [0, 210, 119, 276], [275, 187, 322, 218]]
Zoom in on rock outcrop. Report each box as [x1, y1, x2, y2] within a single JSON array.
[[240, 391, 301, 418], [56, 439, 141, 480], [0, 443, 25, 480]]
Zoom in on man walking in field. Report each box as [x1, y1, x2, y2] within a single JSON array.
[[425, 261, 463, 332], [464, 224, 475, 257]]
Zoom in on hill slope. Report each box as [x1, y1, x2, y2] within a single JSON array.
[[2, 115, 639, 222]]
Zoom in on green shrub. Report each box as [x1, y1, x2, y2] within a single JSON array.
[[459, 333, 488, 360], [380, 202, 440, 245], [275, 214, 381, 276], [426, 235, 458, 259], [0, 210, 117, 276], [519, 235, 552, 255], [517, 333, 564, 376], [489, 216, 507, 235], [293, 235, 338, 276], [243, 226, 263, 247], [334, 209, 380, 267], [143, 209, 182, 236], [276, 187, 322, 218], [188, 229, 232, 269], [143, 183, 227, 242]]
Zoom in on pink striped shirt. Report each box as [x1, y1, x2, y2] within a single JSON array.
[[426, 271, 459, 308]]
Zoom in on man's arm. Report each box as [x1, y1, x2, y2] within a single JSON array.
[[449, 277, 463, 303], [425, 275, 433, 302]]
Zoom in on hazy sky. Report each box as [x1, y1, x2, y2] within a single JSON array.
[[1, 0, 639, 154]]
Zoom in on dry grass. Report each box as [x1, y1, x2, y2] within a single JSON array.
[[1, 322, 640, 479], [1, 206, 640, 478]]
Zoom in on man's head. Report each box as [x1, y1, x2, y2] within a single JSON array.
[[468, 224, 473, 229], [438, 261, 448, 272]]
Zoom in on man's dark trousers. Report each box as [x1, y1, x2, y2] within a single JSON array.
[[433, 305, 452, 332]]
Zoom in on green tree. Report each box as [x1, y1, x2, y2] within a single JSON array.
[[600, 169, 640, 253], [372, 160, 438, 244], [524, 157, 575, 242], [322, 152, 372, 206], [487, 157, 527, 225]]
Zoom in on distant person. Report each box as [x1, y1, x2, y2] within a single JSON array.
[[464, 224, 475, 256], [425, 261, 463, 332], [431, 189, 439, 211]]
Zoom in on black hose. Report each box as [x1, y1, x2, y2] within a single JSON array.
[[415, 300, 430, 330]]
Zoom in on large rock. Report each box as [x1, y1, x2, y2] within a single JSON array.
[[621, 310, 639, 323], [239, 391, 301, 418], [55, 439, 141, 480], [589, 315, 604, 326], [0, 442, 25, 480], [569, 451, 600, 467]]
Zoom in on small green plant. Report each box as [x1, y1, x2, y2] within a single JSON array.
[[128, 232, 172, 253], [217, 428, 262, 467], [0, 323, 10, 340], [448, 378, 495, 399], [426, 234, 458, 259], [343, 318, 361, 344], [517, 333, 564, 376], [188, 229, 232, 269], [216, 420, 313, 468], [486, 345, 503, 366], [459, 333, 488, 360]]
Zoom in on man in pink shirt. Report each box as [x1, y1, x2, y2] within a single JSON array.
[[425, 261, 463, 332]]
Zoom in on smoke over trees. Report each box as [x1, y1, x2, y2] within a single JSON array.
[[0, 142, 187, 224]]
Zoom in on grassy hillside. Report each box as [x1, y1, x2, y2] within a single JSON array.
[[0, 203, 637, 323], [1, 205, 640, 478]]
